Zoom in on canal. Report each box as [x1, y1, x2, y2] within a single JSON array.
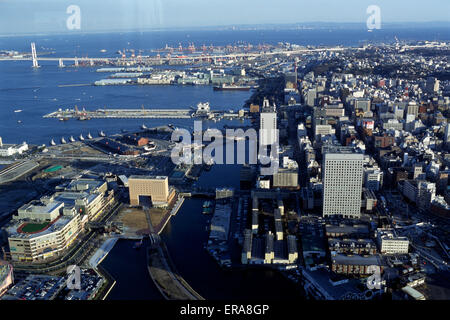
[[101, 162, 304, 300]]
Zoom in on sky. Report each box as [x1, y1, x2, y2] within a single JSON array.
[[0, 0, 449, 35]]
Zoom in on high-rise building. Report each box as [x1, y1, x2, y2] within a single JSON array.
[[322, 146, 364, 218], [445, 123, 450, 143], [259, 106, 277, 146]]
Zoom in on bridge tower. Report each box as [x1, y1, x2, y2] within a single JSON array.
[[31, 42, 39, 68]]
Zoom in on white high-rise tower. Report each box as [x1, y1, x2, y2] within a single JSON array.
[[322, 146, 364, 218], [260, 102, 277, 146]]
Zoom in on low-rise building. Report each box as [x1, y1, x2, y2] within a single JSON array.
[[0, 138, 28, 157], [325, 224, 370, 238], [376, 229, 409, 254], [331, 253, 384, 275], [328, 238, 377, 255], [272, 168, 298, 188]]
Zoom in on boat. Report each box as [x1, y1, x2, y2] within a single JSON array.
[[61, 137, 67, 144], [203, 200, 211, 208], [99, 130, 106, 137], [202, 207, 212, 215], [133, 239, 143, 249], [78, 116, 90, 121], [17, 120, 22, 124], [59, 117, 69, 121], [141, 124, 148, 130], [79, 134, 85, 141], [69, 136, 75, 143], [87, 132, 93, 139], [213, 84, 251, 91], [14, 109, 22, 113], [100, 49, 107, 53], [144, 144, 156, 151], [50, 139, 56, 146]]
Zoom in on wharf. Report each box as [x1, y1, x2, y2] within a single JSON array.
[[44, 108, 193, 119]]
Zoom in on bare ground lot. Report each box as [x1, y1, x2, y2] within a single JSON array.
[[114, 207, 166, 236], [116, 207, 150, 235]]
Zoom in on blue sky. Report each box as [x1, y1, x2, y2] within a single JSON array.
[[0, 0, 449, 34]]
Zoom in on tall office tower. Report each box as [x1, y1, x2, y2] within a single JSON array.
[[445, 123, 450, 143], [322, 146, 364, 218], [260, 106, 277, 146]]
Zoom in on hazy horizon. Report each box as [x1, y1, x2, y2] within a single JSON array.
[[0, 0, 449, 36]]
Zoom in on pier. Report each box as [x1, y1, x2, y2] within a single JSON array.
[[43, 107, 246, 121], [44, 108, 193, 120]]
